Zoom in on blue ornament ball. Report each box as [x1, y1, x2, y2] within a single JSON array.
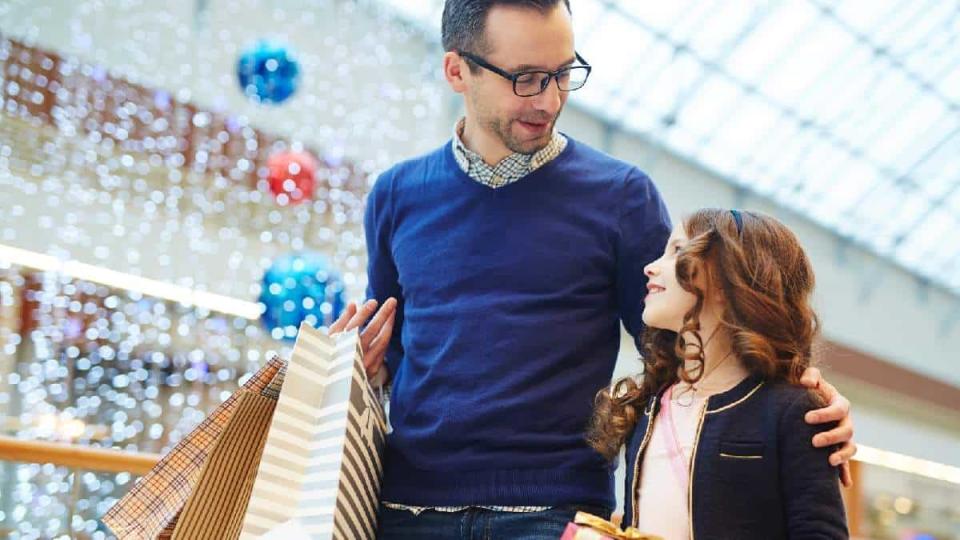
[[259, 252, 347, 340], [236, 41, 301, 105]]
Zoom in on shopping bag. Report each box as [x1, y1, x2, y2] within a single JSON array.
[[169, 365, 286, 539], [102, 357, 285, 539], [559, 512, 663, 540], [240, 323, 386, 539]]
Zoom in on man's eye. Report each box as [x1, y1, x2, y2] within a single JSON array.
[[515, 72, 538, 84]]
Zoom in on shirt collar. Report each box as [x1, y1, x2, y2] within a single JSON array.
[[450, 117, 567, 188]]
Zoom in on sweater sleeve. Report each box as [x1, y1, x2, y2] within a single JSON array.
[[363, 170, 405, 378], [616, 169, 672, 349], [779, 390, 849, 539]]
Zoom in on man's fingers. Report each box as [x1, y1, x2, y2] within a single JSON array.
[[799, 366, 822, 389], [328, 302, 358, 334], [805, 391, 849, 424], [365, 311, 396, 360], [361, 298, 398, 345], [804, 396, 850, 424], [363, 314, 394, 378], [364, 356, 385, 379], [830, 441, 857, 468], [816, 378, 840, 406], [331, 298, 396, 379], [343, 299, 379, 333], [813, 419, 854, 448], [839, 462, 854, 488]]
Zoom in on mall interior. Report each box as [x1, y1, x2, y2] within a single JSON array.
[[0, 0, 958, 538]]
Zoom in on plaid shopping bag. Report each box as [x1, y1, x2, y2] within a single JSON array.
[[101, 357, 285, 539], [240, 324, 386, 540], [168, 365, 286, 539]]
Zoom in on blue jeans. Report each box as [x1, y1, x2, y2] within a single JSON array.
[[376, 504, 613, 540]]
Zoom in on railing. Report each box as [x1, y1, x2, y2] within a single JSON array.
[[0, 436, 161, 538], [0, 435, 160, 475]]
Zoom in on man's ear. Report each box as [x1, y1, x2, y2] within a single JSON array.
[[443, 51, 469, 94]]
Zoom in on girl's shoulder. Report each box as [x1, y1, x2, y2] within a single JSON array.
[[755, 381, 833, 433], [759, 381, 824, 410]]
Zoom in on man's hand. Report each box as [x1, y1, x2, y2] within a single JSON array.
[[800, 366, 857, 487], [329, 298, 398, 379]]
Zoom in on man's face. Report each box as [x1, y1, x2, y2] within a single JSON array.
[[465, 4, 576, 155]]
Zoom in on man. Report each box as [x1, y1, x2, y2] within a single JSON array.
[[331, 1, 856, 538]]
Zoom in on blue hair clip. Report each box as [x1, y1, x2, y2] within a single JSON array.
[[730, 209, 744, 236]]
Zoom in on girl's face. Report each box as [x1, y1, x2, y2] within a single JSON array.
[[642, 224, 698, 332]]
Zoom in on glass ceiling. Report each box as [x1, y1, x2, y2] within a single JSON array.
[[375, 0, 960, 297]]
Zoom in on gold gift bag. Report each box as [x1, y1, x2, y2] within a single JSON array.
[[562, 512, 665, 540], [102, 357, 285, 539], [240, 324, 386, 540]]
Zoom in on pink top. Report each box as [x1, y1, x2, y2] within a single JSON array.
[[634, 360, 749, 540]]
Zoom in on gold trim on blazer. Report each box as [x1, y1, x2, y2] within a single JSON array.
[[630, 400, 658, 527], [706, 382, 765, 415]]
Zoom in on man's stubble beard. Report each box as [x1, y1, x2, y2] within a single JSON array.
[[473, 91, 564, 156]]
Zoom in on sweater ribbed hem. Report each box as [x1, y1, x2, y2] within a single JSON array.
[[380, 451, 615, 510]]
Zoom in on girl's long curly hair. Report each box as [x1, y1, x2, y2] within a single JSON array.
[[587, 209, 821, 461]]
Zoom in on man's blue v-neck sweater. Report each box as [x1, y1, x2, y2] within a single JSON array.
[[364, 137, 672, 508]]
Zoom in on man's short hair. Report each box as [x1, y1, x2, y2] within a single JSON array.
[[441, 0, 572, 64]]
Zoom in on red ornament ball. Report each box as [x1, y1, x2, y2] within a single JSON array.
[[267, 151, 317, 205]]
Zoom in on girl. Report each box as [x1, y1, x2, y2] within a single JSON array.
[[588, 209, 847, 539]]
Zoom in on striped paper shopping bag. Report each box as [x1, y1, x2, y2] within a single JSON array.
[[240, 323, 386, 540]]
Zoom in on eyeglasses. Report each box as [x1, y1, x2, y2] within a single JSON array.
[[457, 51, 592, 97]]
